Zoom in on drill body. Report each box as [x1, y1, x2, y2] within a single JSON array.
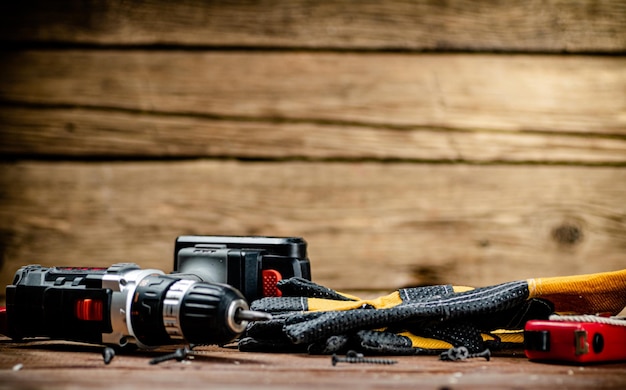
[[5, 263, 261, 348]]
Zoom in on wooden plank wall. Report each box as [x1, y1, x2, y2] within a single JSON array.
[[0, 1, 625, 299]]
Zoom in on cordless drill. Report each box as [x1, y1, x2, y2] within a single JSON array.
[[2, 263, 271, 349], [1, 235, 312, 349]]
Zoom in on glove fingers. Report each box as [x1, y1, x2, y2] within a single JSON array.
[[277, 277, 358, 301], [254, 280, 470, 317], [468, 297, 553, 331], [244, 311, 329, 338], [398, 284, 458, 303], [285, 280, 530, 345], [251, 296, 308, 314], [284, 305, 433, 345], [416, 322, 485, 353], [250, 278, 362, 315], [307, 335, 351, 355], [244, 316, 289, 339], [238, 337, 308, 353], [239, 313, 320, 353], [315, 284, 464, 312], [356, 330, 427, 355]]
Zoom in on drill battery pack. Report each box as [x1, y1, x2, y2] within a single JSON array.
[[524, 319, 626, 364], [173, 235, 311, 302]]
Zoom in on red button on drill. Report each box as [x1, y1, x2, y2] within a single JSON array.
[[262, 269, 283, 297], [75, 299, 103, 321]]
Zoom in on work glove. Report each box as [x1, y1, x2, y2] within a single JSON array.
[[239, 269, 626, 355]]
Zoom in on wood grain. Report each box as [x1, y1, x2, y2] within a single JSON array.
[[1, 338, 626, 390], [0, 0, 624, 321], [2, 339, 626, 390], [1, 106, 625, 164], [1, 161, 624, 298], [0, 0, 624, 52], [1, 51, 624, 135]]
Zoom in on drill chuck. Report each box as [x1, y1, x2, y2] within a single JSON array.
[[4, 263, 270, 349]]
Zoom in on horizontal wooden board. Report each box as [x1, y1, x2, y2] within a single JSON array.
[[1, 106, 626, 164], [1, 51, 624, 135], [0, 0, 624, 52], [2, 340, 626, 390], [1, 161, 624, 298]]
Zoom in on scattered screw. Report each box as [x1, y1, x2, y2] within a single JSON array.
[[331, 350, 398, 366], [439, 346, 491, 362], [440, 346, 469, 361], [149, 346, 192, 365], [102, 347, 116, 365], [470, 349, 491, 361]]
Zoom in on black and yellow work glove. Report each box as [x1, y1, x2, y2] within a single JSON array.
[[238, 269, 626, 355]]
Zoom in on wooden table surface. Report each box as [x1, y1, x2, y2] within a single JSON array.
[[1, 337, 625, 390]]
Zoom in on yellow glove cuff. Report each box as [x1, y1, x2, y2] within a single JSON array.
[[527, 268, 626, 315]]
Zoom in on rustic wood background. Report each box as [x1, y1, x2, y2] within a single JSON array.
[[2, 339, 626, 390], [0, 1, 625, 300]]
